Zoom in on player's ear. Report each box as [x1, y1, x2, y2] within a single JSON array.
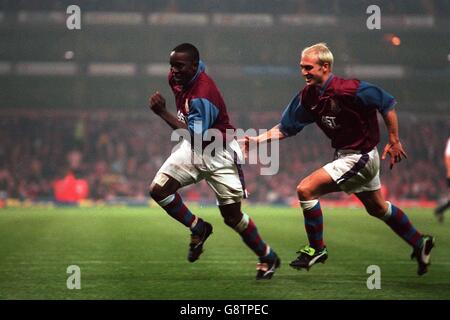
[[192, 60, 199, 71]]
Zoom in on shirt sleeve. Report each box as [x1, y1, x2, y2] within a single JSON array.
[[356, 81, 397, 115], [187, 98, 220, 136], [279, 93, 315, 137]]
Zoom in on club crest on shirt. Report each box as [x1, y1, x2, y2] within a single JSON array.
[[329, 98, 341, 115]]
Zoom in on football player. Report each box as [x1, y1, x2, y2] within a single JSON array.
[[148, 43, 280, 280], [243, 43, 434, 276]]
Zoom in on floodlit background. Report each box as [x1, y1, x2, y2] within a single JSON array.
[[1, 0, 450, 302], [0, 0, 449, 206]]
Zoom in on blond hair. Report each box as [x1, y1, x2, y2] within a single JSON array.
[[302, 43, 334, 69]]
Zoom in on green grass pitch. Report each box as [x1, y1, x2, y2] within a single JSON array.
[[0, 206, 449, 300]]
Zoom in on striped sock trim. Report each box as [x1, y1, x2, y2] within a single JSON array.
[[234, 213, 250, 233], [379, 201, 392, 221], [240, 218, 268, 257], [300, 199, 319, 211], [263, 245, 271, 257], [158, 194, 175, 207], [190, 218, 204, 235], [302, 200, 324, 250], [384, 203, 423, 247], [190, 216, 199, 229]]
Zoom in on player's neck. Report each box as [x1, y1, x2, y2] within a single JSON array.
[[317, 73, 333, 95], [320, 73, 332, 87]]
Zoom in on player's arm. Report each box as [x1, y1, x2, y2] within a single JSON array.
[[242, 92, 313, 155], [240, 125, 286, 159], [381, 109, 407, 169], [187, 98, 219, 136], [148, 91, 187, 130], [356, 81, 407, 169], [246, 125, 287, 144]]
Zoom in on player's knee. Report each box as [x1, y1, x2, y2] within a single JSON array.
[[221, 210, 243, 229], [297, 183, 313, 200], [148, 183, 164, 201], [366, 204, 387, 218], [223, 215, 241, 228]]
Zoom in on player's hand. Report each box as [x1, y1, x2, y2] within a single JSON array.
[[149, 91, 166, 115], [381, 141, 408, 170], [238, 135, 259, 160]]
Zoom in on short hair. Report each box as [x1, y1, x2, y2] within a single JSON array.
[[302, 42, 334, 69], [172, 43, 200, 63]]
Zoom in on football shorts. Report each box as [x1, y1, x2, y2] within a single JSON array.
[[323, 148, 381, 194], [153, 139, 245, 205]]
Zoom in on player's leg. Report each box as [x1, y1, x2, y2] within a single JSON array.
[[434, 178, 450, 222], [355, 189, 435, 275], [149, 173, 213, 262], [149, 140, 213, 262], [218, 202, 280, 280], [355, 189, 423, 246], [290, 168, 340, 270], [435, 200, 449, 222], [149, 174, 199, 232], [205, 141, 280, 279], [297, 168, 341, 250]]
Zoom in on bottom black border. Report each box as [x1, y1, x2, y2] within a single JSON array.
[[1, 300, 449, 318]]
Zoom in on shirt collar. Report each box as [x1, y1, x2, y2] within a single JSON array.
[[185, 60, 205, 87], [319, 74, 334, 96]]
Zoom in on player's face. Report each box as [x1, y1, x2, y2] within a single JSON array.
[[300, 53, 329, 86], [169, 51, 198, 85]]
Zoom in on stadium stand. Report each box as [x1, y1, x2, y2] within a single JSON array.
[[0, 110, 447, 204], [0, 0, 448, 205]]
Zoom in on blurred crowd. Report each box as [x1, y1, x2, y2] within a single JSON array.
[[0, 110, 447, 205]]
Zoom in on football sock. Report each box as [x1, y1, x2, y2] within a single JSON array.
[[300, 199, 325, 250], [157, 193, 204, 235], [234, 213, 273, 258], [380, 201, 422, 248]]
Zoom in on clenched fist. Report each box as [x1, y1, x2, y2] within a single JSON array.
[[149, 91, 166, 115]]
